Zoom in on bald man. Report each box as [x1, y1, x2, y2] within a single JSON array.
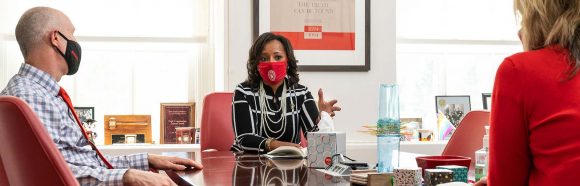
[[1, 7, 202, 186]]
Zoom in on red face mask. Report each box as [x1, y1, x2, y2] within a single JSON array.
[[258, 61, 287, 85]]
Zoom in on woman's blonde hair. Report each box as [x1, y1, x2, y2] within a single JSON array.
[[515, 0, 580, 78]]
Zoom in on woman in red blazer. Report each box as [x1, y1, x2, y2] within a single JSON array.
[[481, 0, 580, 185]]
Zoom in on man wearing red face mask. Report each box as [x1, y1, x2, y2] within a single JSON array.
[[231, 32, 341, 153]]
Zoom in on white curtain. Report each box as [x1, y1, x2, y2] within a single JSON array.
[[0, 0, 225, 145]]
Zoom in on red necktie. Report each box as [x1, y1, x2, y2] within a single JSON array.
[[59, 87, 114, 169]]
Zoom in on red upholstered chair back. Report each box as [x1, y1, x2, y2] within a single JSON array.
[[300, 132, 308, 147], [441, 110, 491, 169], [198, 92, 309, 151], [0, 154, 8, 186], [0, 96, 78, 185], [200, 92, 235, 151]]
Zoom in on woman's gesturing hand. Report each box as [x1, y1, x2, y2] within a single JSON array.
[[317, 88, 341, 117]]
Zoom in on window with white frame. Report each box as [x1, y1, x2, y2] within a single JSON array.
[[396, 0, 522, 131], [0, 0, 219, 145]]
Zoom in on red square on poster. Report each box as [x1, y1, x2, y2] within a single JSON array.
[[270, 0, 355, 51]]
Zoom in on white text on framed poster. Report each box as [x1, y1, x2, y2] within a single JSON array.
[[253, 0, 370, 71]]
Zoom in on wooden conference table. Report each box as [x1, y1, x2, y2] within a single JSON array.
[[164, 151, 423, 186]]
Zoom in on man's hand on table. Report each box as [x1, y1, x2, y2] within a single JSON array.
[[148, 154, 204, 170], [122, 154, 204, 185], [122, 169, 176, 186]]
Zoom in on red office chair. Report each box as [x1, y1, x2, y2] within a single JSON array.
[[299, 131, 308, 147], [200, 92, 235, 151], [0, 96, 78, 185], [441, 110, 490, 169], [0, 154, 8, 186]]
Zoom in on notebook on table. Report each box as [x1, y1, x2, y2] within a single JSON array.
[[264, 146, 307, 159]]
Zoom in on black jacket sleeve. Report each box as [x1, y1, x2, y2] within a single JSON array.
[[298, 88, 319, 138], [232, 85, 267, 152]]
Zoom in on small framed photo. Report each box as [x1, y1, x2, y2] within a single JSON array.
[[74, 107, 94, 123], [125, 134, 137, 144], [435, 96, 471, 127], [482, 93, 492, 110], [111, 134, 146, 144], [160, 103, 195, 144]]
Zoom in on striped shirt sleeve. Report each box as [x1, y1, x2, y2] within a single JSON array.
[[69, 164, 127, 186], [105, 153, 149, 170]]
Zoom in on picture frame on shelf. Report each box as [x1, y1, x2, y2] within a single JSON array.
[[482, 93, 492, 110], [74, 107, 96, 142], [400, 118, 422, 141], [160, 102, 196, 144], [111, 134, 145, 144], [253, 0, 371, 71], [435, 95, 471, 128], [104, 115, 152, 145], [74, 107, 94, 124]]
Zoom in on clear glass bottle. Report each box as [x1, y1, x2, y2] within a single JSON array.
[[377, 84, 401, 173], [475, 126, 489, 181]]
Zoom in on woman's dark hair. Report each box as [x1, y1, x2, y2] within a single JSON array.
[[245, 32, 299, 88]]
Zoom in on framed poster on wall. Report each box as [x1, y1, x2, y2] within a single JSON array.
[[253, 0, 370, 71]]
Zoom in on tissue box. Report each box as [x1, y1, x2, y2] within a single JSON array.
[[393, 167, 422, 186], [307, 132, 346, 168], [436, 165, 468, 183], [424, 169, 454, 186]]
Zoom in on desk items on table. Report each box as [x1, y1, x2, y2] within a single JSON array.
[[394, 167, 423, 185], [348, 165, 469, 186], [306, 131, 346, 168], [424, 169, 454, 186], [437, 165, 469, 183], [299, 131, 470, 185], [350, 170, 394, 186]]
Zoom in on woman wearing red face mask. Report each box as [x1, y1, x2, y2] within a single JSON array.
[[231, 32, 341, 153]]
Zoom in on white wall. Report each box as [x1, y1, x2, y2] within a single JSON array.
[[226, 0, 397, 163]]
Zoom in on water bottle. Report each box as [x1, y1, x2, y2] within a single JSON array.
[[475, 126, 490, 181], [377, 84, 401, 173]]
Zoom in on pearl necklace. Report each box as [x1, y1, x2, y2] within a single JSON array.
[[259, 82, 287, 136]]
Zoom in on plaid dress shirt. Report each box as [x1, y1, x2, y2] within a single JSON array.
[[1, 63, 149, 185]]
